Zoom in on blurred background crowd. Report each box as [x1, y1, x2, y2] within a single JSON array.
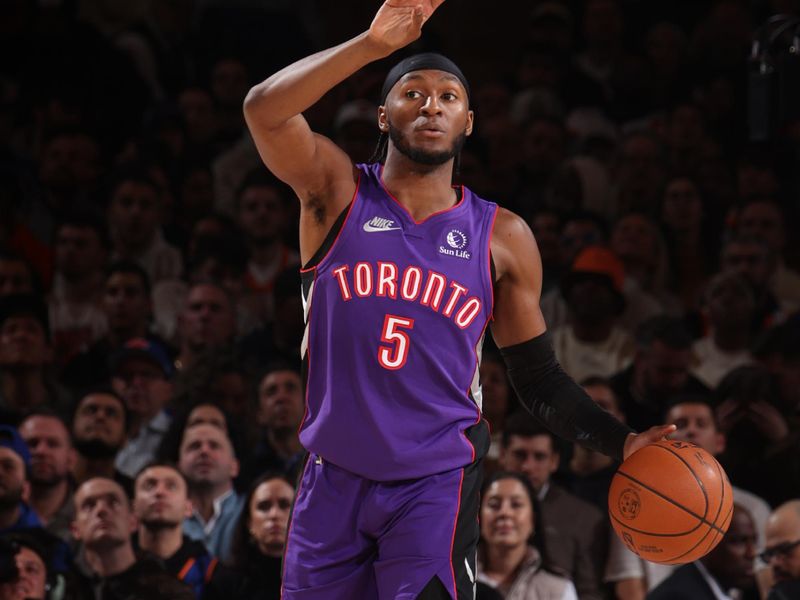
[[0, 0, 800, 598]]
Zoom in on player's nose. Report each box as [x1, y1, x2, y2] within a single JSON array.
[[420, 95, 442, 114]]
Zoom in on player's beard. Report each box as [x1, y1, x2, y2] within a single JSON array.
[[388, 121, 467, 166]]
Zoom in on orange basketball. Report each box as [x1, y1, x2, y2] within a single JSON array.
[[608, 440, 734, 565]]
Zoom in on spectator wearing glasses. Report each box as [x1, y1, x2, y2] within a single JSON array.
[[764, 500, 800, 600]]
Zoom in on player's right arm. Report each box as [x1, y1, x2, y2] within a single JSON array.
[[243, 1, 445, 260]]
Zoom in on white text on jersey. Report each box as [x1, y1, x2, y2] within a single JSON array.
[[332, 261, 483, 329]]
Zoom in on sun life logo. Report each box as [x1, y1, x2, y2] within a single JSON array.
[[446, 229, 467, 249], [440, 229, 471, 259]]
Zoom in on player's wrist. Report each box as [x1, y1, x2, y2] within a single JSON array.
[[359, 30, 398, 61], [622, 432, 636, 460]]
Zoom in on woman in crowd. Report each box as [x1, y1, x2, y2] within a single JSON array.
[[477, 472, 577, 600], [221, 472, 295, 599]]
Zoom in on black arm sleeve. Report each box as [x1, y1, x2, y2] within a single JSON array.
[[499, 331, 635, 461]]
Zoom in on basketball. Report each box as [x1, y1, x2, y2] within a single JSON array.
[[608, 440, 734, 565]]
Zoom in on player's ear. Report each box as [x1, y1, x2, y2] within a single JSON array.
[[466, 110, 474, 136], [378, 107, 389, 133]]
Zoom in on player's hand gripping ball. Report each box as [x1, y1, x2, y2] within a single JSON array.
[[608, 440, 734, 564]]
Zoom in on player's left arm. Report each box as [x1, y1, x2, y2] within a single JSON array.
[[490, 208, 674, 460]]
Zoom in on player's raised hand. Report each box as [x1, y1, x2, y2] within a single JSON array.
[[367, 0, 446, 57], [622, 424, 677, 460]]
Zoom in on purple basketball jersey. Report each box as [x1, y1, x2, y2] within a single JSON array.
[[300, 163, 497, 481]]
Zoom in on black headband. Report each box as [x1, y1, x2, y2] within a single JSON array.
[[380, 52, 470, 104]]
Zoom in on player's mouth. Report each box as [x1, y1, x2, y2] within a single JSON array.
[[415, 122, 445, 136]]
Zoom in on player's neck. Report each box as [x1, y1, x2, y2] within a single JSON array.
[[382, 158, 457, 221]]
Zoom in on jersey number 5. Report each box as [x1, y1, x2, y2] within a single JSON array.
[[378, 315, 415, 370]]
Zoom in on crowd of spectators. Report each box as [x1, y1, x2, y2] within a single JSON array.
[[1, 0, 799, 598]]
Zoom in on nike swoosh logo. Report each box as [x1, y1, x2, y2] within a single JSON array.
[[363, 223, 402, 232]]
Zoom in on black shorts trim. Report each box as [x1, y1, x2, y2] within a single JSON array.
[[449, 458, 483, 599]]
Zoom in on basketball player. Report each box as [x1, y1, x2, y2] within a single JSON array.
[[243, 1, 674, 598]]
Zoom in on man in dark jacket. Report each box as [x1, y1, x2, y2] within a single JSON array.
[[133, 462, 225, 599], [67, 477, 193, 600]]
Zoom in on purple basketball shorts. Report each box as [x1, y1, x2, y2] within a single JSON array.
[[281, 455, 482, 599]]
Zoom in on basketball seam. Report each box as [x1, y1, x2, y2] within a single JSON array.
[[653, 444, 710, 520], [666, 502, 734, 564], [613, 470, 728, 536], [694, 459, 733, 560], [663, 523, 714, 564]]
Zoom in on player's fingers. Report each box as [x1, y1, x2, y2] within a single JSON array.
[[649, 424, 676, 441]]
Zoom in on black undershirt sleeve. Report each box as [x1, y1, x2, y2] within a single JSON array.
[[499, 331, 635, 461]]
